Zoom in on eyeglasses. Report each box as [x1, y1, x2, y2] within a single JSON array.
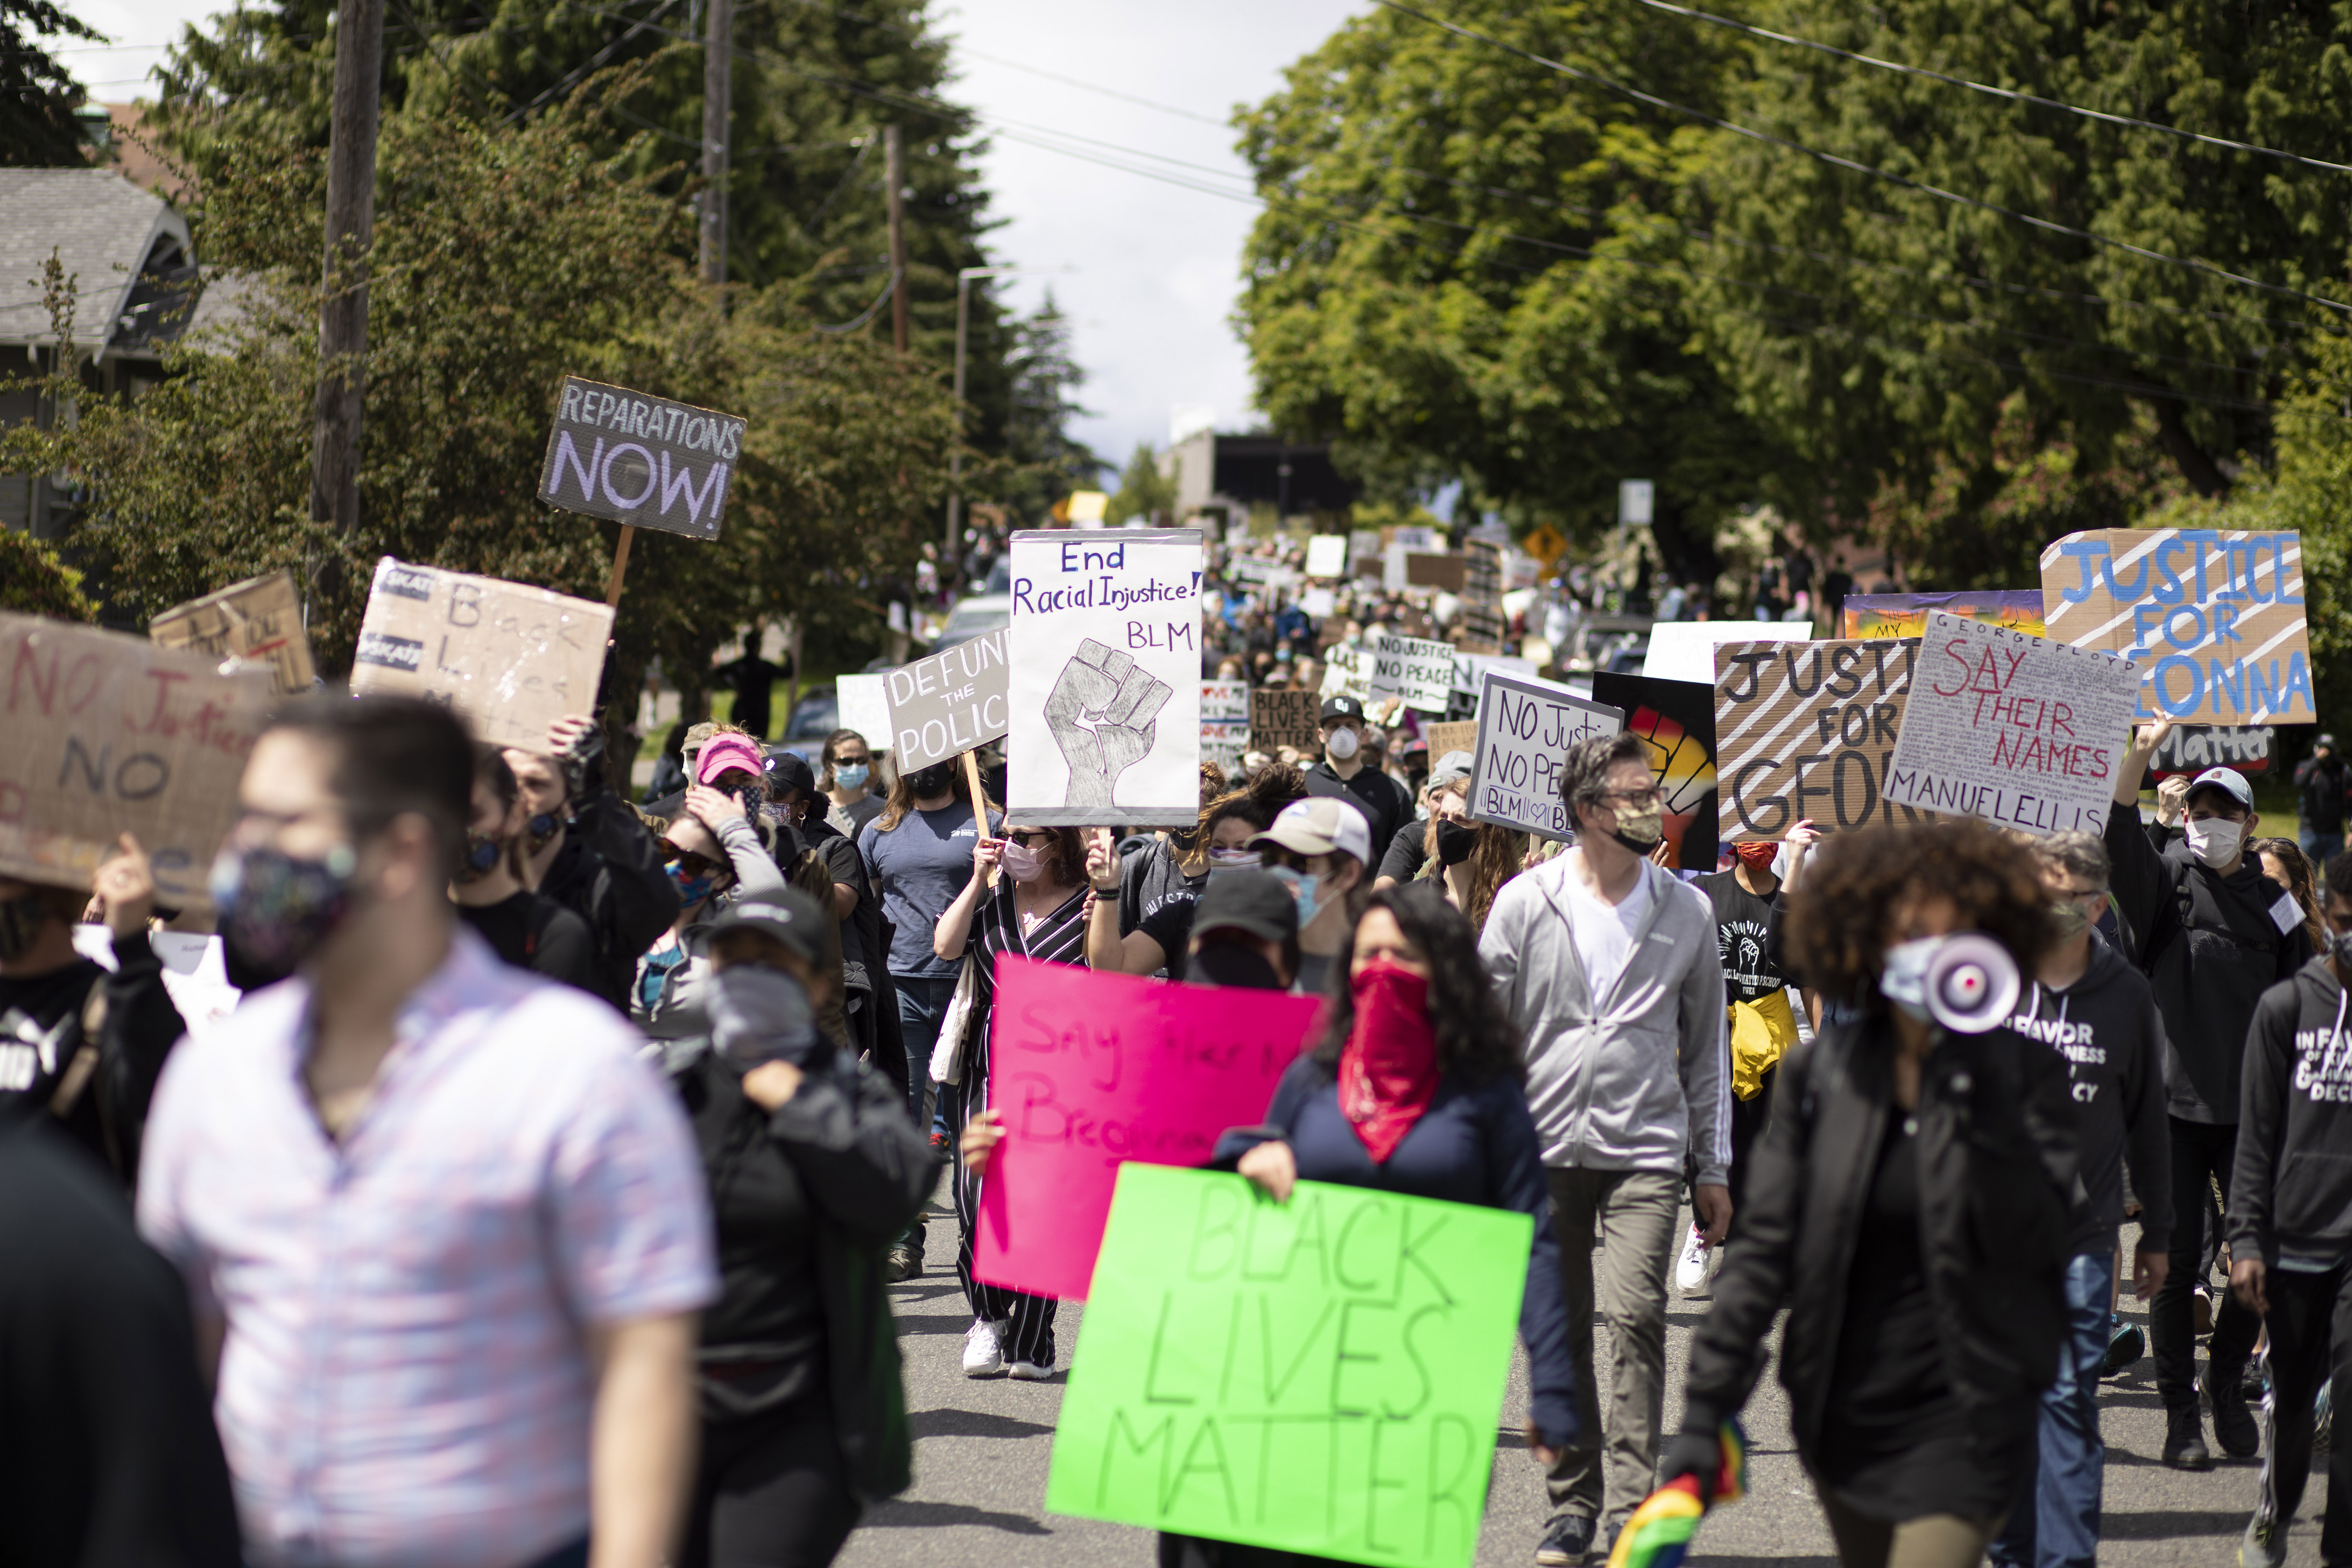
[[666, 850, 718, 879], [1005, 829, 1057, 848], [1597, 786, 1667, 808], [2053, 885, 2106, 901]]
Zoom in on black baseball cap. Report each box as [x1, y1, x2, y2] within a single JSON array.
[[1189, 869, 1299, 946], [702, 886, 829, 964], [764, 748, 817, 799], [1321, 695, 1365, 722]]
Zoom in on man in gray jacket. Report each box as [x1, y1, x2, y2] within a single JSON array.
[[1481, 730, 1731, 1566]]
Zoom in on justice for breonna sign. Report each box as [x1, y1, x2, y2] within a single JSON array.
[[537, 376, 746, 541]]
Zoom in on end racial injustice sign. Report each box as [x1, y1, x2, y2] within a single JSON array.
[[537, 376, 746, 540]]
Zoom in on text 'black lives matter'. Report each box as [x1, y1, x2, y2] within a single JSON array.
[[536, 376, 748, 540]]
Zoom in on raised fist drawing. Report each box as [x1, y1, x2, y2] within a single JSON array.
[[1044, 639, 1172, 809]]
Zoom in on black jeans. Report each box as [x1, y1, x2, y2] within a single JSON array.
[[2255, 1263, 2352, 1556], [2151, 1116, 2260, 1410], [1725, 1065, 1776, 1246], [682, 1396, 862, 1568]]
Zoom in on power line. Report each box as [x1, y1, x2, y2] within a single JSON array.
[[1623, 0, 2352, 177], [1369, 0, 2352, 318]]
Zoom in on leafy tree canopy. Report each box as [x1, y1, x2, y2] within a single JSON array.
[[2, 0, 103, 167]]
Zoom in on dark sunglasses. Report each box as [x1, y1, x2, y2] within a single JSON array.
[[664, 849, 719, 879], [1005, 829, 1058, 848]]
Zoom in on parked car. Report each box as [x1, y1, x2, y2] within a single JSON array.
[[768, 685, 840, 766], [930, 592, 1011, 653]]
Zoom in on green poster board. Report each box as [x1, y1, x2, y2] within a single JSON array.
[[1045, 1165, 1532, 1568]]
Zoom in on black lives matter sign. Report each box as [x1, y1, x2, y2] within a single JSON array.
[[537, 376, 747, 540]]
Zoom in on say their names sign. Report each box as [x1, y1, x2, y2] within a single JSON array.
[[1, 614, 274, 912], [1882, 611, 2138, 835], [1045, 1164, 1532, 1568], [1714, 639, 1919, 840], [972, 956, 1320, 1302], [537, 376, 746, 540], [349, 559, 613, 750], [1467, 671, 1622, 841], [884, 631, 1009, 773], [149, 571, 316, 696], [2039, 528, 2315, 724], [1369, 635, 1456, 713]]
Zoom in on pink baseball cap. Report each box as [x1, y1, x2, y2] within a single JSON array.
[[695, 734, 768, 785]]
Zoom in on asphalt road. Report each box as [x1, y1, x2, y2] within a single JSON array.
[[840, 1199, 2300, 1568]]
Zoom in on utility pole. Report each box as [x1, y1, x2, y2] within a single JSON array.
[[885, 124, 910, 354], [308, 0, 387, 564], [701, 0, 731, 288]]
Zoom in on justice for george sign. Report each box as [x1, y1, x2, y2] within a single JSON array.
[[883, 632, 1008, 774], [1045, 1164, 1530, 1568], [1007, 529, 1205, 827], [1369, 635, 1456, 714], [348, 559, 613, 750], [1467, 671, 1622, 841], [2039, 528, 2314, 725], [537, 376, 745, 540], [1714, 639, 1918, 840], [973, 958, 1319, 1302], [1, 614, 273, 913], [1882, 611, 2138, 836]]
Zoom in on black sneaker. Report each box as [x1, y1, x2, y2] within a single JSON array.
[[1534, 1515, 1596, 1567], [2102, 1317, 2145, 1377], [2209, 1372, 2261, 1458], [2165, 1404, 2213, 1470], [886, 1241, 924, 1282]]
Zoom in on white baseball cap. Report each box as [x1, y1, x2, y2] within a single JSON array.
[[1250, 797, 1374, 867]]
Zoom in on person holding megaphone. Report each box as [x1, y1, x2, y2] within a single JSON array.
[[1662, 822, 2079, 1568]]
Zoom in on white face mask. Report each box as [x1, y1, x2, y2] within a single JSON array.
[[2185, 816, 2245, 867], [1324, 726, 1361, 761], [999, 842, 1047, 883]]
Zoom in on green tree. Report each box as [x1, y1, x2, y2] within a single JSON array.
[[991, 292, 1100, 518], [0, 528, 97, 620], [1107, 441, 1175, 525], [2, 0, 102, 167]]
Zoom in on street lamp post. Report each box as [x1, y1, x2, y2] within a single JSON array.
[[947, 265, 1068, 567]]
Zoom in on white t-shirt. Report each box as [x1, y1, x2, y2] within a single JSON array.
[[1562, 862, 1654, 1002]]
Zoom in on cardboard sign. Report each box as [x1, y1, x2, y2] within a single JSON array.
[[882, 630, 1009, 773], [1455, 537, 1505, 654], [0, 614, 274, 911], [1592, 672, 1719, 873], [1840, 590, 2045, 641], [972, 958, 1320, 1301], [1368, 635, 1455, 713], [1714, 639, 1920, 840], [833, 671, 891, 751], [1045, 1164, 1530, 1568], [2040, 528, 2315, 724], [1250, 688, 1321, 756], [2151, 724, 2276, 778], [537, 376, 744, 540], [1423, 720, 1479, 760], [149, 571, 316, 696], [1319, 641, 1371, 702], [1450, 651, 1534, 695], [1304, 534, 1348, 578], [1642, 621, 1810, 683], [1007, 529, 1204, 827], [1882, 612, 2138, 836], [1202, 679, 1251, 771], [348, 559, 613, 751], [1405, 553, 1466, 593], [1467, 671, 1623, 841]]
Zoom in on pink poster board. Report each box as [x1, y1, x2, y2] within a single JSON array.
[[971, 955, 1323, 1301]]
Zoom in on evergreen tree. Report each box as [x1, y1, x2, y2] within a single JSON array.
[[2, 0, 103, 167]]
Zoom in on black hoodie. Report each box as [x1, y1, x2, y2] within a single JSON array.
[[2229, 956, 2352, 1267], [2104, 807, 2310, 1124], [2006, 934, 2173, 1256]]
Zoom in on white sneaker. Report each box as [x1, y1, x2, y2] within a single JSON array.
[[962, 1317, 1007, 1377], [1007, 1358, 1056, 1381], [1675, 1226, 1711, 1293]]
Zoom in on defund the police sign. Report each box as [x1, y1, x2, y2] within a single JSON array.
[[537, 376, 746, 540]]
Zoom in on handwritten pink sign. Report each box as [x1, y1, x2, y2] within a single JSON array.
[[972, 955, 1322, 1301]]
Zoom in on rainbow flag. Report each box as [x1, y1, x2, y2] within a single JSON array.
[[1603, 1419, 1746, 1568]]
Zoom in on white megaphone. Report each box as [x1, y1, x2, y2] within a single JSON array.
[[1872, 940, 2023, 1034]]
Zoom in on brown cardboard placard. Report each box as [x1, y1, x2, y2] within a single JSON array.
[[348, 557, 613, 751], [1423, 720, 1479, 760], [149, 571, 316, 696], [1405, 552, 1466, 593], [0, 613, 275, 911], [1250, 687, 1321, 756], [1713, 638, 1922, 840], [2038, 528, 2315, 724]]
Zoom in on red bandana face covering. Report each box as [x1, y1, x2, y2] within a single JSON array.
[[1338, 959, 1441, 1163], [1733, 840, 1778, 871]]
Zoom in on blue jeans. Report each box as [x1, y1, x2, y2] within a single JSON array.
[[2300, 828, 2343, 869], [893, 973, 960, 1140], [1991, 1249, 2115, 1568]]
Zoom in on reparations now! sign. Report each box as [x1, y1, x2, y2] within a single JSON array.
[[537, 376, 746, 541]]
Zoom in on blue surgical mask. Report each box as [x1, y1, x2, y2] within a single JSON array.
[[833, 763, 870, 789], [1266, 864, 1323, 928]]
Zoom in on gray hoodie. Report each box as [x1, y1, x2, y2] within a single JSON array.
[[1479, 855, 1731, 1183]]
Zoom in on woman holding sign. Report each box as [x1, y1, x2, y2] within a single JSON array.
[[1207, 883, 1579, 1566], [935, 822, 1090, 1380]]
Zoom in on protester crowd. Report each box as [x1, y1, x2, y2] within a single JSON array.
[[8, 528, 2352, 1568]]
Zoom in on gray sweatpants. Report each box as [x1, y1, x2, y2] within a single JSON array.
[[1543, 1166, 1683, 1538]]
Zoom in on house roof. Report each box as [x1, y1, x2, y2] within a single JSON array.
[[0, 168, 193, 356]]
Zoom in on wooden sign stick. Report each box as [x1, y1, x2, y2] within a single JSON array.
[[961, 748, 989, 815], [604, 524, 637, 610]]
